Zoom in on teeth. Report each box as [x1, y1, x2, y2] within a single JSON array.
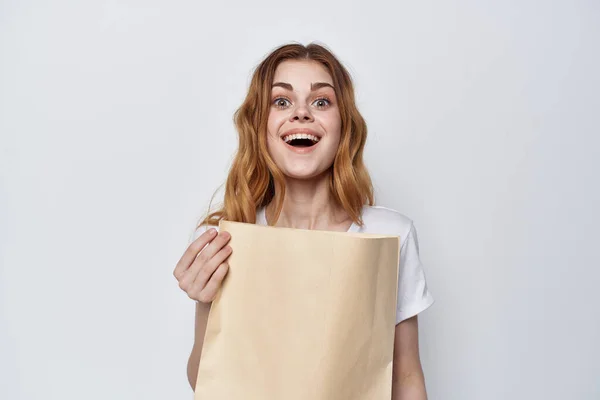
[[282, 133, 320, 143]]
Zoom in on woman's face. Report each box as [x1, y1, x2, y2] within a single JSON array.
[[266, 60, 342, 181]]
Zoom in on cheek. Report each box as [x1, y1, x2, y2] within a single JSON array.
[[267, 111, 285, 138], [266, 112, 282, 155], [321, 111, 342, 140]]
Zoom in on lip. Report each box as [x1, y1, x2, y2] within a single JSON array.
[[280, 128, 322, 155], [279, 128, 322, 140], [282, 139, 320, 154]]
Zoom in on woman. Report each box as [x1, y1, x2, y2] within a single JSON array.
[[173, 42, 435, 399]]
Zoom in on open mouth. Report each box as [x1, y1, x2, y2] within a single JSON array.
[[285, 138, 318, 147], [281, 134, 321, 148]]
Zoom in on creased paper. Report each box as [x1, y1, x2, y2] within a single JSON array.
[[194, 220, 401, 400]]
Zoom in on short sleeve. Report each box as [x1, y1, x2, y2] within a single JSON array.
[[395, 222, 435, 324]]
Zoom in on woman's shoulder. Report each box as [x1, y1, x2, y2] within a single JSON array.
[[360, 205, 415, 238]]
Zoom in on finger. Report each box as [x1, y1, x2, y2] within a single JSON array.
[[197, 262, 230, 303], [173, 227, 217, 280], [196, 230, 231, 265], [190, 244, 232, 292], [178, 238, 232, 295]]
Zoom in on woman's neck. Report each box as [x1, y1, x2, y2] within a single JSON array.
[[265, 173, 352, 232]]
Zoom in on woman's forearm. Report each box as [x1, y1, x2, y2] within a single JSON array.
[[391, 372, 428, 400], [187, 348, 201, 390], [187, 301, 211, 391]]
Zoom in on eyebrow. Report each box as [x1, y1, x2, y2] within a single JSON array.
[[272, 81, 335, 91]]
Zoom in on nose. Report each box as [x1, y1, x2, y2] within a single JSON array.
[[290, 104, 314, 122]]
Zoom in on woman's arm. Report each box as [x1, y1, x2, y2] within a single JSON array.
[[187, 301, 211, 390], [391, 315, 428, 400]]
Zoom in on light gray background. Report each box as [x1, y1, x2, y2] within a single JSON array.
[[1, 1, 599, 399]]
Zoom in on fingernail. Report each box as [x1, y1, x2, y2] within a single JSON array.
[[210, 228, 217, 235]]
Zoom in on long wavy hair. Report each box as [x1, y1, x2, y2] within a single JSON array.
[[197, 42, 374, 229]]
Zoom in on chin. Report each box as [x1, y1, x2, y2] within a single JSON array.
[[281, 166, 330, 181], [282, 170, 316, 180]]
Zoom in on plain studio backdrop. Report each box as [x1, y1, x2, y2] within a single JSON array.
[[1, 1, 599, 399]]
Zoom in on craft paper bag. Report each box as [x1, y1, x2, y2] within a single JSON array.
[[194, 220, 401, 400]]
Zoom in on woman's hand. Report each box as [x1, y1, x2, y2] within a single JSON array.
[[173, 228, 232, 303]]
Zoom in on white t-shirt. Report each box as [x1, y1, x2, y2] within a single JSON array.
[[191, 205, 434, 325]]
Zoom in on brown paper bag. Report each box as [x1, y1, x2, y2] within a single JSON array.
[[194, 220, 401, 400]]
